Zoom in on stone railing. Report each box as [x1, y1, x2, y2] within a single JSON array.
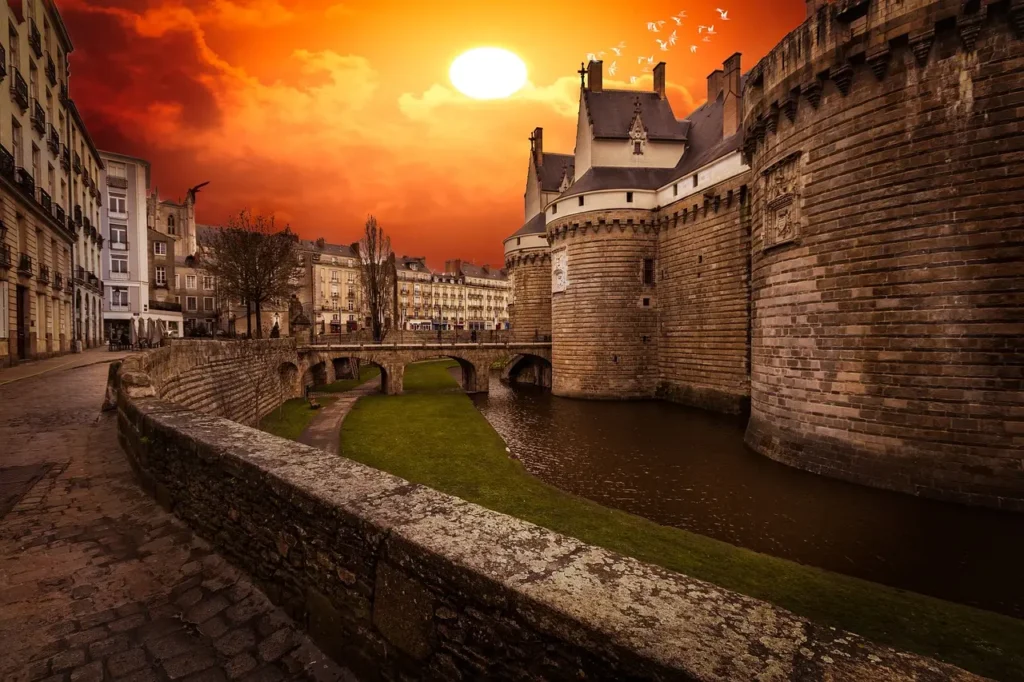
[[113, 340, 981, 681]]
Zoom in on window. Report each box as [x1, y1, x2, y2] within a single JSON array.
[[693, 174, 699, 187], [203, 297, 214, 311], [626, 192, 634, 203], [578, 196, 584, 207], [174, 296, 180, 304], [516, 237, 521, 246], [673, 183, 678, 196], [186, 296, 198, 312], [0, 281, 7, 338], [108, 194, 127, 215], [175, 274, 180, 290], [186, 275, 196, 290], [167, 214, 175, 234], [109, 225, 127, 249], [111, 255, 128, 274], [153, 242, 167, 256], [155, 266, 166, 286], [111, 287, 128, 307], [331, 271, 339, 281], [634, 141, 642, 155], [643, 258, 655, 285], [551, 203, 558, 215], [203, 276, 214, 290], [348, 302, 354, 311], [107, 162, 126, 179]]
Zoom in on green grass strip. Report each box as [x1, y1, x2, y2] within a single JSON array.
[[317, 365, 381, 393], [260, 396, 336, 441], [336, 361, 1024, 681]]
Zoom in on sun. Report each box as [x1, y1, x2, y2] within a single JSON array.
[[450, 47, 527, 100]]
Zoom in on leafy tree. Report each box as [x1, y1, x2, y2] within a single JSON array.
[[201, 210, 301, 338], [355, 216, 397, 343]]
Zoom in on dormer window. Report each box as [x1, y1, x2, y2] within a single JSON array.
[[633, 141, 642, 155], [578, 196, 584, 207]]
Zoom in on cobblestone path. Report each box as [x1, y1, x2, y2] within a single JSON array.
[[299, 378, 381, 454], [0, 360, 355, 682]]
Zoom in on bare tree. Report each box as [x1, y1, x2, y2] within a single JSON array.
[[201, 211, 302, 338], [355, 216, 396, 343], [235, 340, 287, 427]]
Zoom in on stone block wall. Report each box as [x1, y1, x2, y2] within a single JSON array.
[[743, 2, 1024, 509], [113, 342, 983, 681], [655, 176, 752, 414], [549, 210, 660, 399], [505, 251, 551, 342]]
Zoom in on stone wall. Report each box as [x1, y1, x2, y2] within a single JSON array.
[[114, 341, 983, 682], [656, 176, 753, 414], [506, 251, 552, 342], [549, 210, 659, 399], [742, 1, 1024, 509]]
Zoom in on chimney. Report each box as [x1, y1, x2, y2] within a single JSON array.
[[531, 126, 544, 168], [653, 62, 666, 100], [707, 69, 724, 103], [722, 53, 742, 138], [587, 60, 603, 93]]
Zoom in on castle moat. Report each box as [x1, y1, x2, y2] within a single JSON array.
[[472, 371, 1024, 619]]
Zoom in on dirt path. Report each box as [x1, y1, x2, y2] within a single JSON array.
[[297, 378, 381, 454]]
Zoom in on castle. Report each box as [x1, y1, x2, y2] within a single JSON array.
[[504, 0, 1024, 511]]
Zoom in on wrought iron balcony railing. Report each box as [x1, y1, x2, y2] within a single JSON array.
[[48, 124, 59, 153], [38, 265, 50, 285], [54, 272, 63, 290], [46, 55, 56, 86], [74, 204, 83, 226], [31, 100, 46, 135], [39, 187, 52, 214], [0, 244, 10, 269], [75, 265, 86, 283], [0, 144, 14, 180], [60, 144, 69, 170], [11, 68, 28, 111], [73, 151, 81, 174], [18, 252, 33, 276], [59, 82, 68, 105], [29, 19, 42, 58], [0, 44, 6, 82], [54, 204, 65, 227], [15, 167, 34, 198]]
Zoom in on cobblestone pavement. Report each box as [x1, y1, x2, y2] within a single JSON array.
[[300, 379, 381, 454], [0, 360, 355, 682], [0, 347, 131, 388]]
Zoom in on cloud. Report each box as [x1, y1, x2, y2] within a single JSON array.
[[398, 76, 581, 121], [205, 0, 295, 27]]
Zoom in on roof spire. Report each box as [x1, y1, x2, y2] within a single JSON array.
[[578, 62, 587, 89]]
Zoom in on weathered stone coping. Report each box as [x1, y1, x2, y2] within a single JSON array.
[[115, 370, 984, 681]]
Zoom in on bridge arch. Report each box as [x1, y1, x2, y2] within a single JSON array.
[[503, 353, 553, 388]]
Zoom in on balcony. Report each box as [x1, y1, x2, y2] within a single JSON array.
[[109, 271, 129, 282], [0, 145, 13, 181], [18, 253, 33, 276], [87, 273, 99, 288], [110, 239, 128, 251], [0, 244, 10, 269], [151, 300, 181, 312], [54, 204, 65, 227], [15, 167, 34, 198], [109, 302, 129, 313], [74, 205, 83, 226], [83, 216, 92, 233], [59, 82, 67, 105], [60, 145, 69, 170], [0, 44, 5, 81], [54, 272, 63, 291], [31, 100, 45, 135], [73, 151, 81, 174], [39, 187, 52, 214], [75, 266, 86, 283], [29, 19, 42, 58], [38, 265, 50, 285], [11, 68, 28, 111], [331, 292, 340, 299], [48, 124, 59, 154], [107, 174, 127, 189], [46, 55, 56, 86]]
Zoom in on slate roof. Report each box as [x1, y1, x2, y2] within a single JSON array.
[[460, 262, 508, 281], [396, 256, 430, 272], [195, 224, 219, 247], [585, 90, 689, 141], [300, 239, 357, 258], [557, 167, 671, 199], [509, 212, 548, 238], [537, 152, 574, 192]]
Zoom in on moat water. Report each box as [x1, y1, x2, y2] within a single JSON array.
[[469, 371, 1024, 619]]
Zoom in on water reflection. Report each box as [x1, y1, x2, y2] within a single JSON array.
[[471, 371, 1024, 618]]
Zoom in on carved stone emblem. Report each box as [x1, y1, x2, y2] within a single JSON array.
[[762, 152, 802, 249], [551, 248, 569, 293]]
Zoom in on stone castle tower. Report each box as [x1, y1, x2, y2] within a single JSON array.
[[504, 0, 1024, 511]]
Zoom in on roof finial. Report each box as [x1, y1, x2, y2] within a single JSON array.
[[634, 96, 643, 114], [578, 62, 587, 89]]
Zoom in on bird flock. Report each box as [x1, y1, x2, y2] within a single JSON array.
[[585, 8, 730, 86]]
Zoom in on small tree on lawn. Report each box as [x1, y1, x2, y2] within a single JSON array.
[[355, 216, 396, 343]]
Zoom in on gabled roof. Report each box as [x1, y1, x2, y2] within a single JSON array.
[[396, 256, 430, 272], [584, 90, 689, 141], [537, 152, 574, 192]]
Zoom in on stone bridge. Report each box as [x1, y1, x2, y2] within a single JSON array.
[[292, 342, 553, 395]]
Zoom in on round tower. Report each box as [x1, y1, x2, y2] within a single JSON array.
[[504, 216, 551, 342], [742, 0, 1024, 509], [548, 207, 659, 399]]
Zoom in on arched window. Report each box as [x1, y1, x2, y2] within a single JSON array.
[[167, 215, 176, 234]]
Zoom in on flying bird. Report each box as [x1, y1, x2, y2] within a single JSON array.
[[647, 20, 665, 31], [186, 181, 210, 204], [698, 25, 706, 33], [671, 16, 682, 25], [586, 52, 597, 62], [612, 46, 623, 56], [637, 55, 646, 64], [669, 29, 678, 45], [702, 35, 712, 42], [717, 8, 730, 19], [609, 61, 618, 75], [630, 76, 638, 84], [597, 51, 606, 58], [656, 39, 669, 51], [677, 10, 688, 18], [690, 45, 698, 53], [707, 24, 716, 34], [647, 55, 655, 65]]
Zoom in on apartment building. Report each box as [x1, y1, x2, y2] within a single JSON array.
[[69, 102, 103, 348], [449, 260, 510, 331], [297, 237, 363, 335], [0, 0, 94, 365]]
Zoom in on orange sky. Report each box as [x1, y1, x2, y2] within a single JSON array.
[[62, 0, 805, 268]]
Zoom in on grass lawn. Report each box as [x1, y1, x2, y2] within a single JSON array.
[[317, 364, 381, 393], [260, 396, 336, 441], [337, 360, 1024, 681]]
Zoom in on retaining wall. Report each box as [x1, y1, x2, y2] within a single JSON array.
[[113, 340, 984, 681]]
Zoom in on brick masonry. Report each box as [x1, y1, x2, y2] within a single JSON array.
[[505, 251, 552, 342], [112, 341, 986, 681], [743, 0, 1024, 510]]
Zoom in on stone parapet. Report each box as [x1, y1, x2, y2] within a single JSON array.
[[114, 341, 984, 681]]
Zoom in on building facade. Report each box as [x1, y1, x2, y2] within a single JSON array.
[[300, 238, 363, 335], [0, 0, 94, 366], [507, 0, 1024, 510], [69, 103, 103, 349]]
